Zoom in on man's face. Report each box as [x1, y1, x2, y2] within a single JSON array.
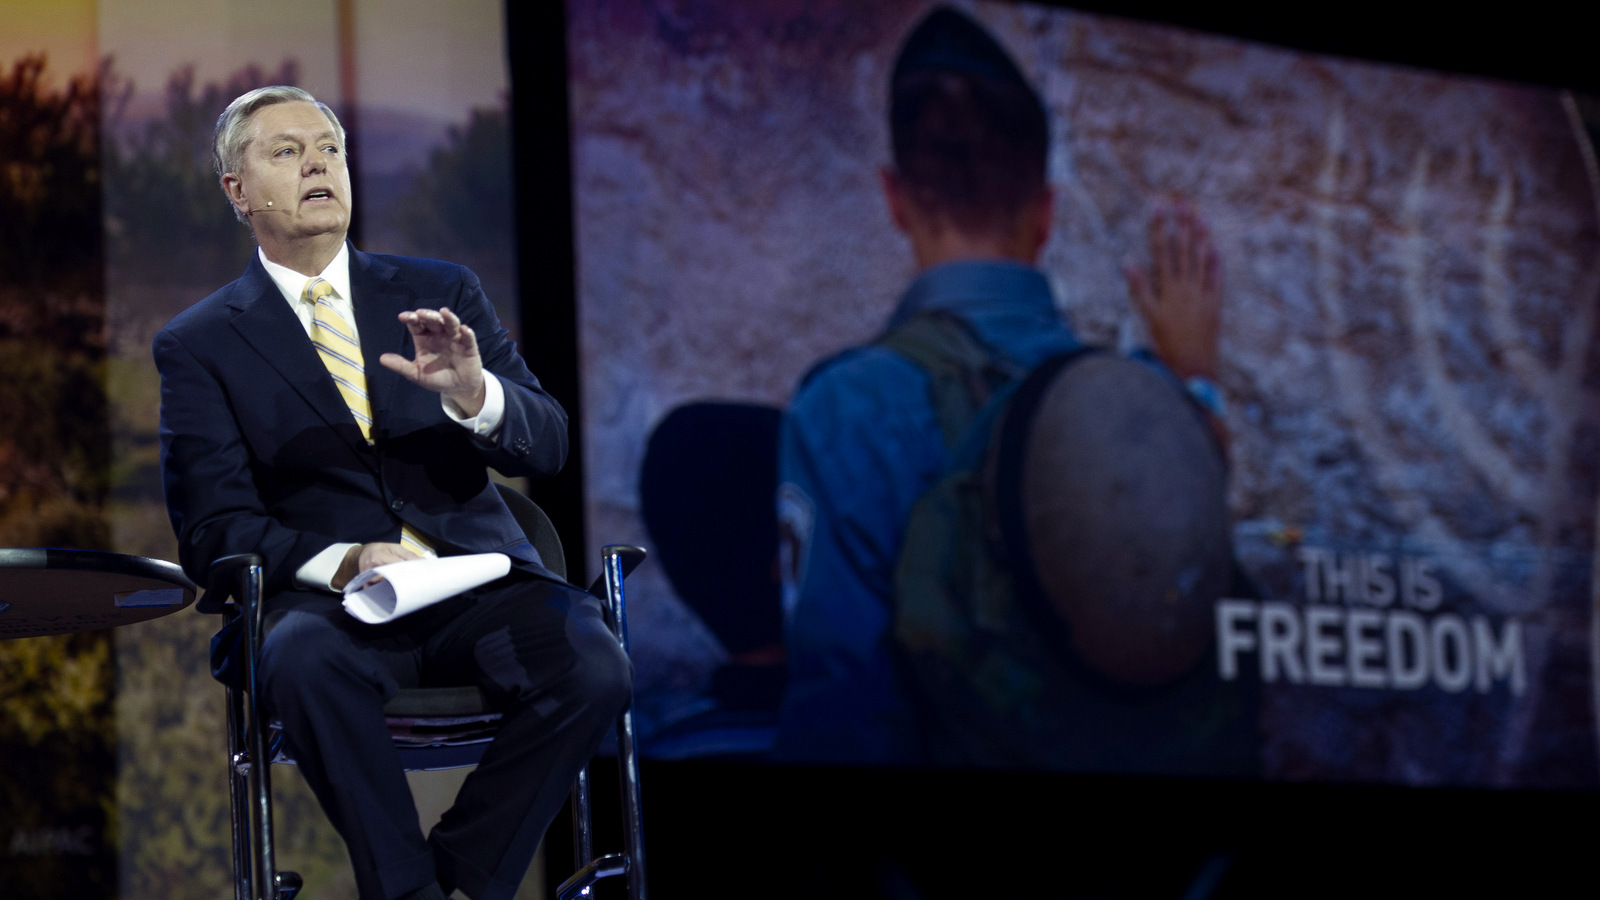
[[223, 100, 352, 251]]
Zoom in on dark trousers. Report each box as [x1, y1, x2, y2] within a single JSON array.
[[258, 573, 633, 900]]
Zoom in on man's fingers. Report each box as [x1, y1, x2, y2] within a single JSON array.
[[1184, 210, 1208, 281], [1185, 201, 1214, 283], [1124, 263, 1153, 318], [388, 310, 479, 394], [374, 543, 418, 564], [377, 352, 414, 377], [1204, 244, 1223, 296], [1145, 195, 1218, 295], [398, 309, 454, 330], [1159, 206, 1185, 289], [397, 309, 477, 352], [1147, 208, 1167, 282], [355, 541, 419, 573], [1169, 205, 1190, 281]]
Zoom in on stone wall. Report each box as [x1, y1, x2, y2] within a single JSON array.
[[568, 0, 1600, 784]]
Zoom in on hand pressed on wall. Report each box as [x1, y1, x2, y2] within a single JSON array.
[[1125, 196, 1223, 382]]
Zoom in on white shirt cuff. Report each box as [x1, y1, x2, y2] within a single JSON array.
[[443, 373, 505, 438], [297, 542, 359, 592]]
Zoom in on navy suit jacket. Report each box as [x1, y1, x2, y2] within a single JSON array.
[[155, 246, 566, 608]]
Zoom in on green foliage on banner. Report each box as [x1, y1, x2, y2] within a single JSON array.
[[0, 340, 113, 516], [102, 61, 300, 289], [2, 47, 526, 898], [0, 631, 117, 899], [393, 105, 514, 265], [388, 102, 519, 335], [0, 53, 116, 900], [0, 56, 103, 297]]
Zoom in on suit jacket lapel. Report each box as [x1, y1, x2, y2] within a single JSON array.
[[226, 253, 377, 464], [349, 248, 413, 427]]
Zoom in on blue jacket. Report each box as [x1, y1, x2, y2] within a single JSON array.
[[775, 260, 1078, 764]]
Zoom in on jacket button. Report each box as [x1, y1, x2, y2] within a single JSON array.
[[391, 499, 405, 511]]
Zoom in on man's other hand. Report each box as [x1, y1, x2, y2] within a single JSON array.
[[332, 541, 419, 591], [379, 307, 487, 417], [1124, 197, 1222, 381]]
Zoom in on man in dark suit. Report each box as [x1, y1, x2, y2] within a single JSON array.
[[155, 85, 631, 900]]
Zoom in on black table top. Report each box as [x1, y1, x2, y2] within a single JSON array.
[[0, 548, 197, 639]]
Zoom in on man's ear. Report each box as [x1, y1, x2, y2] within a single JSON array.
[[880, 166, 912, 235], [221, 173, 249, 218]]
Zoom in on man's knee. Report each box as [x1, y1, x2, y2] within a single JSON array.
[[471, 585, 633, 719], [567, 614, 634, 721], [582, 630, 630, 720]]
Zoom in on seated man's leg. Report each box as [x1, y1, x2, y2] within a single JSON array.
[[259, 592, 436, 900], [420, 575, 634, 900]]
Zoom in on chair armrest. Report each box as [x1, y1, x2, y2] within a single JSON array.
[[585, 545, 646, 598], [199, 553, 265, 615]]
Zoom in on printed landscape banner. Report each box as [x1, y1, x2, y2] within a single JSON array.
[[1, 1, 520, 896]]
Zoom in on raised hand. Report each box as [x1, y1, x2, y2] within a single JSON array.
[[378, 307, 486, 416], [1124, 197, 1223, 381]]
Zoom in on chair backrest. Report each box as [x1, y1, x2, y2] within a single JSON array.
[[494, 482, 566, 582]]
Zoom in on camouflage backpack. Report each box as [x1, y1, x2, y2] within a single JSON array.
[[881, 310, 1258, 774]]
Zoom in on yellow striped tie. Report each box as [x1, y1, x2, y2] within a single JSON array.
[[304, 278, 435, 558]]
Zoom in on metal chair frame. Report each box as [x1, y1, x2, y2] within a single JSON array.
[[210, 488, 647, 900]]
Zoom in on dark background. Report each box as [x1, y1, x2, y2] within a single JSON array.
[[507, 4, 1597, 898]]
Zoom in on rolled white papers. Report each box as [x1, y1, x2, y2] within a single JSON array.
[[342, 553, 512, 624]]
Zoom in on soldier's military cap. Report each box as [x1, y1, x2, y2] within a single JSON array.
[[891, 6, 1030, 89]]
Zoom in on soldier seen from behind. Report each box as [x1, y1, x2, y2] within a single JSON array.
[[775, 6, 1257, 772]]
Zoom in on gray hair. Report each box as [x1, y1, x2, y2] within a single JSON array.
[[213, 85, 346, 223]]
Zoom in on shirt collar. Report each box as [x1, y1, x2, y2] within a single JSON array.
[[886, 259, 1055, 330], [259, 242, 353, 306]]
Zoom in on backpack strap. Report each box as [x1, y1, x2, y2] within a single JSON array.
[[989, 346, 1104, 630], [877, 310, 1026, 448]]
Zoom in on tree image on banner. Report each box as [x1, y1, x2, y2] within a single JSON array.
[[0, 54, 116, 898]]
